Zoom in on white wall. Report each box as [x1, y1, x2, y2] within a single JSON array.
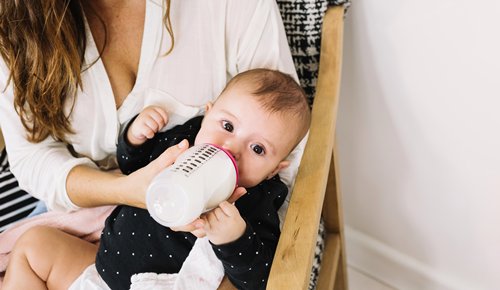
[[337, 1, 500, 289]]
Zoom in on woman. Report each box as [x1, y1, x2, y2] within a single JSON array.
[[0, 0, 300, 216]]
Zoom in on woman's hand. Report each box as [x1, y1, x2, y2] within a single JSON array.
[[169, 186, 247, 237], [120, 139, 189, 208]]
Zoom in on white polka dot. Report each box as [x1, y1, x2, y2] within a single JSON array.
[[169, 254, 173, 258], [102, 269, 105, 272], [256, 251, 259, 255], [117, 251, 120, 255], [166, 235, 169, 238], [132, 253, 135, 256], [238, 252, 242, 256], [249, 267, 252, 270], [265, 263, 269, 267], [150, 254, 153, 257], [107, 232, 110, 235], [104, 249, 107, 253], [116, 272, 119, 275], [148, 234, 151, 237], [132, 232, 135, 235], [118, 232, 121, 235], [121, 214, 124, 217], [134, 213, 137, 216]]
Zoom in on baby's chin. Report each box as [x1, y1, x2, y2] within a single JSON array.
[[237, 177, 263, 189]]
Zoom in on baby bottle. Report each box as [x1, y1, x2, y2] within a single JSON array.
[[146, 143, 238, 227]]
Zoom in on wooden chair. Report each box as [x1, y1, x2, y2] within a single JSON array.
[[0, 129, 4, 152], [219, 5, 347, 290]]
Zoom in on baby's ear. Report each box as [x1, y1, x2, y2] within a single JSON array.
[[204, 102, 213, 113], [267, 160, 290, 179]]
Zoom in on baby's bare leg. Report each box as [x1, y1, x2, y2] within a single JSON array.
[[3, 225, 97, 290]]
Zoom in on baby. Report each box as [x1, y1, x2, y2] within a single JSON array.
[[3, 68, 311, 290]]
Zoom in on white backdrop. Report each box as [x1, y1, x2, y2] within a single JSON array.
[[337, 1, 500, 289]]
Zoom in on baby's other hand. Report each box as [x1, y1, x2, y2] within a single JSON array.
[[127, 106, 168, 146], [170, 218, 207, 238], [202, 201, 246, 245]]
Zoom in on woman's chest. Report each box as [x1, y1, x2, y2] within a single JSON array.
[[85, 3, 145, 107]]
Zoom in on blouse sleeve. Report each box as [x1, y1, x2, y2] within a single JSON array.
[[0, 61, 97, 212], [225, 0, 298, 81]]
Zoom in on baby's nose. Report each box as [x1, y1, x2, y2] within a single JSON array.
[[222, 144, 240, 161]]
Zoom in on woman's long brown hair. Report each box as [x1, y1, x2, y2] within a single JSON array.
[[0, 0, 174, 143]]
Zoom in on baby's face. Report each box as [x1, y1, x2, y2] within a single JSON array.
[[195, 84, 298, 188]]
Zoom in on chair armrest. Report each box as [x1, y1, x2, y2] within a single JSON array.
[[267, 5, 344, 289], [0, 128, 4, 151]]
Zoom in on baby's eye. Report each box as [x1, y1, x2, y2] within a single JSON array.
[[251, 144, 265, 155], [222, 121, 234, 132]]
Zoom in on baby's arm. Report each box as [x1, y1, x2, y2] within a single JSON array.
[[201, 201, 246, 245], [205, 176, 288, 290], [126, 106, 168, 147], [2, 226, 97, 290], [118, 106, 169, 174]]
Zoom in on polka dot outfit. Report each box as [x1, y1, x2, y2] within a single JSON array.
[[96, 116, 287, 289]]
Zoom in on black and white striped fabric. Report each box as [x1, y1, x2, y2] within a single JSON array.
[[0, 149, 38, 232]]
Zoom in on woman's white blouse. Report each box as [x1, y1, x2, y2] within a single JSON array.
[[0, 0, 301, 212]]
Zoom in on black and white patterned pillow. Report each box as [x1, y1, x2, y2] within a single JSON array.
[[0, 149, 39, 232], [277, 0, 350, 106]]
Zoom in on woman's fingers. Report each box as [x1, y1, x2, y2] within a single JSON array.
[[218, 201, 238, 217], [149, 139, 189, 174], [124, 139, 188, 208], [226, 186, 247, 203]]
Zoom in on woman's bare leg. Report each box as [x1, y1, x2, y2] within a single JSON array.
[[2, 225, 98, 290]]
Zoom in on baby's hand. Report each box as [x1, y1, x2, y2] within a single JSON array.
[[170, 218, 207, 238], [201, 201, 246, 245], [127, 106, 168, 146]]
